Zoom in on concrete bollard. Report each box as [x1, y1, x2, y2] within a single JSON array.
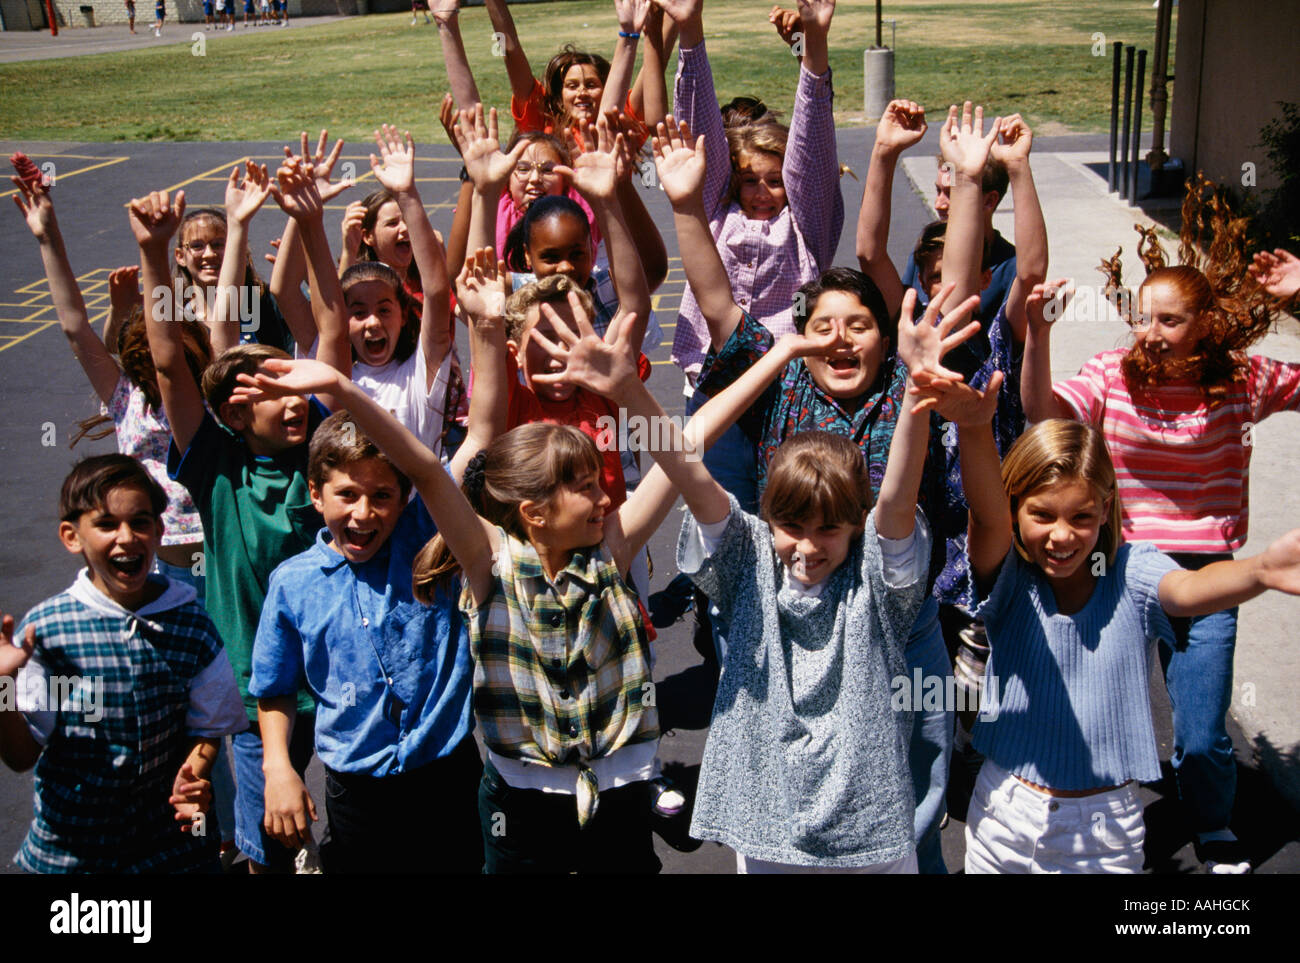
[[863, 47, 894, 121]]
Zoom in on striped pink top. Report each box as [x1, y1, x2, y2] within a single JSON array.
[[1054, 349, 1300, 552]]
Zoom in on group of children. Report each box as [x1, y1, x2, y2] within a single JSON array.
[[7, 0, 1300, 875]]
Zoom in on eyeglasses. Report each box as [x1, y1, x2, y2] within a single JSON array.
[[183, 240, 226, 254], [512, 162, 560, 179]]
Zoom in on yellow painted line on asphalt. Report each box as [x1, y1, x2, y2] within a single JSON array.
[[1, 156, 130, 198]]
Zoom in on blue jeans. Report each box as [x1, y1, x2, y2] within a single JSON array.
[[907, 595, 953, 874], [1161, 552, 1238, 834], [230, 718, 316, 869]]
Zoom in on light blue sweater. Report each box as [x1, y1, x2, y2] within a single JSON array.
[[972, 542, 1181, 790]]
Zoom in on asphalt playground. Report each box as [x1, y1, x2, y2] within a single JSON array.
[[0, 115, 1296, 875]]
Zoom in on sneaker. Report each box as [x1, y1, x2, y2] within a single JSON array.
[[294, 840, 324, 874], [649, 777, 686, 818], [1195, 837, 1252, 874], [153, 26, 160, 36]]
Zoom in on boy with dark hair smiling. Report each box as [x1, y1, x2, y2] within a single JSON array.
[[0, 454, 245, 873], [134, 159, 353, 873], [245, 248, 507, 873]]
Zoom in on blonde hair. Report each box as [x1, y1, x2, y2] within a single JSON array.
[[727, 122, 789, 206], [760, 431, 872, 529], [1000, 420, 1124, 567], [503, 273, 597, 343], [412, 422, 603, 602]]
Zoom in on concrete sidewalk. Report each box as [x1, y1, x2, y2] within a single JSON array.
[[0, 14, 349, 63], [901, 142, 1300, 814]]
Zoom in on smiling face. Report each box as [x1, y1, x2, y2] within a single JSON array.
[[363, 200, 412, 273], [222, 392, 310, 455], [176, 217, 227, 287], [310, 459, 405, 564], [59, 485, 164, 610], [512, 301, 577, 403], [1015, 478, 1109, 598], [509, 141, 566, 210], [524, 212, 593, 286], [345, 278, 404, 368], [770, 511, 862, 587], [536, 467, 610, 551], [561, 63, 603, 124], [1134, 278, 1203, 364], [736, 150, 787, 221], [801, 290, 890, 405]]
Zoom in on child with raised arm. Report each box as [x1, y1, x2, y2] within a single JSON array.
[[661, 0, 843, 454], [949, 402, 1300, 872], [655, 112, 986, 872], [1020, 213, 1300, 871], [236, 249, 508, 873], [138, 162, 349, 874], [1, 455, 246, 873]]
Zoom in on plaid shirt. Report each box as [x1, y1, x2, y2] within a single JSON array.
[[934, 304, 1026, 609], [460, 531, 657, 824], [697, 312, 963, 586], [671, 42, 844, 374], [15, 583, 234, 873]]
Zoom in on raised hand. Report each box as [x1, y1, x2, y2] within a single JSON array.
[[269, 157, 327, 223], [169, 761, 212, 831], [528, 293, 639, 398], [455, 247, 509, 324], [768, 6, 802, 47], [939, 101, 1000, 180], [1249, 248, 1300, 300], [876, 99, 927, 151], [652, 115, 707, 207], [224, 160, 272, 225], [370, 124, 417, 195], [910, 369, 1003, 423], [108, 265, 142, 316], [0, 612, 34, 680], [341, 200, 366, 259], [558, 112, 625, 203], [230, 357, 341, 404], [453, 103, 527, 190], [990, 113, 1033, 168], [10, 173, 56, 241], [615, 0, 652, 34], [777, 323, 846, 360], [431, 0, 459, 27], [127, 189, 186, 253], [895, 282, 982, 382], [438, 93, 463, 157], [652, 0, 701, 26], [794, 0, 833, 32], [297, 129, 351, 202], [1026, 278, 1073, 331]]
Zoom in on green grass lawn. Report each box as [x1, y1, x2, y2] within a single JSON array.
[[0, 1, 1171, 142]]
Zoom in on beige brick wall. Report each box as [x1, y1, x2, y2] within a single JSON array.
[[47, 0, 318, 26]]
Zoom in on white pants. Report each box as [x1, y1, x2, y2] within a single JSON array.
[[965, 761, 1145, 874], [736, 851, 918, 874]]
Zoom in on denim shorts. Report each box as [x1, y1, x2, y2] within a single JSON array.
[[230, 719, 315, 869]]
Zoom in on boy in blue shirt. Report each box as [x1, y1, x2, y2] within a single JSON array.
[[0, 455, 246, 873], [246, 247, 507, 873]]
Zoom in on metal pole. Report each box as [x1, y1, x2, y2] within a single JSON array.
[[1108, 41, 1122, 192], [1129, 48, 1147, 201], [1120, 45, 1135, 200], [1147, 0, 1173, 169]]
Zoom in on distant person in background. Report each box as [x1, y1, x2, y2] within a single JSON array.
[[412, 0, 431, 25], [152, 0, 164, 37], [125, 0, 136, 33]]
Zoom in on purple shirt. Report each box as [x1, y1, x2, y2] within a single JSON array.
[[671, 42, 844, 375]]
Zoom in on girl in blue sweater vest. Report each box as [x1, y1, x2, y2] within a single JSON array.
[[946, 408, 1300, 873]]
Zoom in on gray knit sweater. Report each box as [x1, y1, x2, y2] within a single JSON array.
[[677, 496, 929, 867]]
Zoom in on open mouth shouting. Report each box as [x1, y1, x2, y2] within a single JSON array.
[[341, 525, 378, 553], [108, 553, 147, 579]]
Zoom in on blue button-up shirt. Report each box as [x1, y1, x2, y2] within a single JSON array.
[[250, 498, 473, 775]]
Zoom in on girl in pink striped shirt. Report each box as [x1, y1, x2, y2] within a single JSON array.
[[1020, 262, 1300, 873]]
